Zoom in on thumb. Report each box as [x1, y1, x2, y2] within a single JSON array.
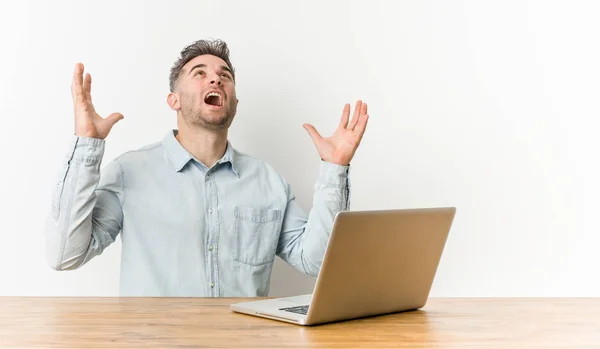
[[106, 112, 124, 126], [303, 123, 322, 144]]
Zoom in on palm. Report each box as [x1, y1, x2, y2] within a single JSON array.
[[303, 101, 369, 166]]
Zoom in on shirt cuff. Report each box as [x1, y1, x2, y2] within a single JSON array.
[[316, 161, 350, 188], [67, 135, 105, 163]]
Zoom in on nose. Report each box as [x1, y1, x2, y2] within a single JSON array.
[[210, 74, 222, 86]]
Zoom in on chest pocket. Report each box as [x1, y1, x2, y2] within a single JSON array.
[[233, 206, 283, 266]]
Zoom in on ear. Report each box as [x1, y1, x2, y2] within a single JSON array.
[[167, 92, 180, 110], [232, 97, 239, 114]]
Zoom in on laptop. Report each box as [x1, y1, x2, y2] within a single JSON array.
[[230, 207, 456, 326]]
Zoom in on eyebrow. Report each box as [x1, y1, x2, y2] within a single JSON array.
[[188, 64, 233, 77]]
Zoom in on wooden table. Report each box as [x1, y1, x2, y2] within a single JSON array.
[[0, 297, 599, 348]]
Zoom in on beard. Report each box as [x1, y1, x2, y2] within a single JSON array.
[[180, 92, 236, 130]]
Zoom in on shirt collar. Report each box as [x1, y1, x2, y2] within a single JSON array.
[[162, 129, 240, 177]]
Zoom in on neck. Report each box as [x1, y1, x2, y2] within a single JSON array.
[[175, 121, 228, 169]]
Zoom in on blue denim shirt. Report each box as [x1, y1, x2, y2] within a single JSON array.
[[45, 130, 351, 297]]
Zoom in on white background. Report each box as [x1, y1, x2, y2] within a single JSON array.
[[0, 0, 598, 297]]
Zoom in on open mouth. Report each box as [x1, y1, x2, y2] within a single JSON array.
[[204, 91, 224, 107]]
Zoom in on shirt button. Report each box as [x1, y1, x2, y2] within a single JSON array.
[[210, 282, 215, 288], [209, 208, 213, 215], [208, 245, 213, 251]]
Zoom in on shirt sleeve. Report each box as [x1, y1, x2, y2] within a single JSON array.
[[276, 161, 351, 276], [45, 135, 124, 270]]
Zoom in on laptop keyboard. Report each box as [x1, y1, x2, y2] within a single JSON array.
[[279, 305, 309, 315]]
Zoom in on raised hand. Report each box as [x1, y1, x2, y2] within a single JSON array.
[[303, 100, 369, 166], [71, 63, 123, 139]]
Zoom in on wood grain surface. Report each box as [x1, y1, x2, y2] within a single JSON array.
[[0, 297, 598, 348]]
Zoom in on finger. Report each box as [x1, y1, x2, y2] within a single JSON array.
[[338, 103, 350, 129], [303, 123, 323, 144], [354, 114, 369, 141], [83, 72, 93, 105], [106, 112, 124, 125], [361, 102, 367, 117], [72, 63, 85, 105], [348, 100, 362, 130]]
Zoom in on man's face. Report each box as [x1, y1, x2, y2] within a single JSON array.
[[174, 54, 238, 130]]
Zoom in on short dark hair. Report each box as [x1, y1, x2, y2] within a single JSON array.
[[169, 39, 236, 92]]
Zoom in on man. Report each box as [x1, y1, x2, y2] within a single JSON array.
[[45, 39, 369, 297]]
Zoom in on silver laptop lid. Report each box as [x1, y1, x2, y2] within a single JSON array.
[[305, 207, 456, 325]]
